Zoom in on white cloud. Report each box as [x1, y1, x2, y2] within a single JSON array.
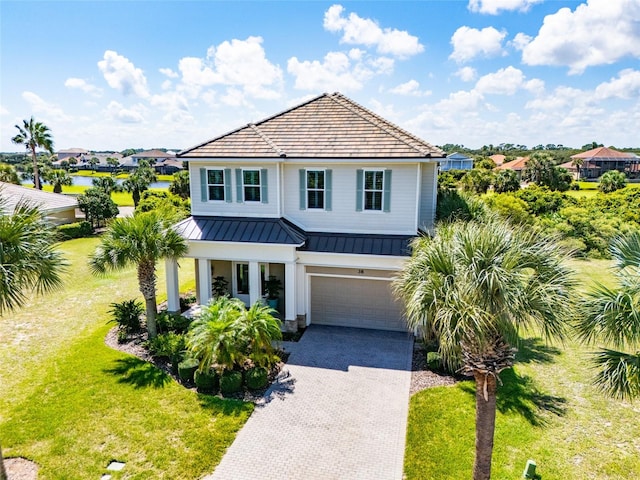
[[594, 69, 640, 100], [159, 68, 179, 78], [288, 52, 363, 92], [454, 66, 477, 82], [449, 26, 507, 63], [98, 50, 149, 98], [468, 0, 542, 15], [520, 0, 640, 74], [475, 66, 543, 95], [389, 80, 431, 97], [0, 105, 8, 115], [22, 91, 70, 121], [510, 32, 532, 51], [105, 101, 146, 123], [323, 4, 424, 58], [64, 77, 103, 96]]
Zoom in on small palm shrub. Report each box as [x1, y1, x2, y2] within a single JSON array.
[[178, 358, 199, 382], [109, 299, 144, 334], [157, 311, 191, 334], [146, 332, 186, 368], [194, 368, 219, 393], [245, 366, 268, 390], [220, 370, 243, 394]]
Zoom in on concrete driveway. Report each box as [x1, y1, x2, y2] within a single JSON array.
[[206, 325, 414, 480]]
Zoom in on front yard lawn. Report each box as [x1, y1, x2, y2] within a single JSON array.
[[404, 258, 640, 480], [0, 238, 252, 478]]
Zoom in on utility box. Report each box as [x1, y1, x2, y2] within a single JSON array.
[[523, 459, 537, 478]]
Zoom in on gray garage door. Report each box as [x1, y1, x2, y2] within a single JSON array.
[[310, 276, 406, 331]]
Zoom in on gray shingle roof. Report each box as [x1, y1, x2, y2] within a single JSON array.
[[175, 215, 413, 256], [179, 93, 445, 159], [0, 182, 78, 214]]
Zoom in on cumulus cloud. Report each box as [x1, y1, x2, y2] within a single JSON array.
[[22, 91, 70, 121], [449, 26, 507, 63], [288, 52, 363, 92], [98, 50, 149, 98], [0, 105, 9, 115], [324, 4, 424, 58], [389, 80, 431, 97], [475, 66, 543, 95], [468, 0, 542, 15], [593, 69, 640, 100], [64, 77, 103, 96], [520, 0, 640, 74], [159, 68, 179, 78], [454, 66, 477, 82], [106, 101, 146, 123]]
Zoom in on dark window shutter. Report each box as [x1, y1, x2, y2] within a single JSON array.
[[383, 170, 392, 212], [235, 169, 243, 203], [224, 168, 232, 202], [200, 168, 207, 202], [325, 169, 332, 211], [299, 169, 306, 210], [260, 169, 268, 204], [356, 169, 364, 212]]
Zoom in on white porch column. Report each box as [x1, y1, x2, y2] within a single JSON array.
[[197, 258, 211, 306], [285, 262, 296, 322], [295, 263, 305, 316], [248, 261, 261, 306], [165, 258, 180, 312]]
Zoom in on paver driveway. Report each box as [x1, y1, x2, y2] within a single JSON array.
[[206, 325, 414, 480]]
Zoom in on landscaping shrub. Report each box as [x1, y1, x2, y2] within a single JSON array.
[[178, 358, 199, 383], [146, 332, 186, 363], [157, 311, 191, 334], [244, 366, 268, 390], [109, 299, 144, 334], [179, 293, 197, 312], [220, 370, 243, 394], [58, 221, 93, 239], [194, 368, 219, 393], [426, 351, 442, 371]]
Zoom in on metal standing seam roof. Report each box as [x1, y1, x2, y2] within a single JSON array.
[[175, 216, 414, 256], [179, 92, 445, 160]]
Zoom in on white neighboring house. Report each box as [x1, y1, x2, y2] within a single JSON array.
[[0, 182, 78, 225], [164, 93, 445, 332]]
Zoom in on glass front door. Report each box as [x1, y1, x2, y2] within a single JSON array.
[[233, 262, 250, 306]]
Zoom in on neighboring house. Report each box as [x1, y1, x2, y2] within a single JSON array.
[[57, 148, 89, 161], [496, 156, 528, 180], [439, 152, 473, 171], [569, 147, 640, 179], [489, 154, 506, 166], [121, 149, 182, 173], [0, 181, 77, 225], [164, 92, 445, 332]]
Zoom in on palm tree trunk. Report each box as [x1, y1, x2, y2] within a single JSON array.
[[0, 443, 7, 480], [138, 260, 158, 338], [31, 145, 41, 190], [473, 371, 498, 480]]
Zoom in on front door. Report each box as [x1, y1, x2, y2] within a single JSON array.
[[233, 262, 250, 306]]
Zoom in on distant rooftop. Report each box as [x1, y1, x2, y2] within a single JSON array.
[[0, 182, 77, 214]]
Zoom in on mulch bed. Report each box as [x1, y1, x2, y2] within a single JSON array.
[[4, 457, 38, 480], [410, 345, 460, 395]]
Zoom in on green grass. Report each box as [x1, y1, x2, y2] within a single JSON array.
[[36, 184, 167, 207], [0, 238, 252, 478], [566, 181, 640, 199], [404, 259, 640, 480]]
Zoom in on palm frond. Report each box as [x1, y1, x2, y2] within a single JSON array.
[[592, 349, 640, 400]]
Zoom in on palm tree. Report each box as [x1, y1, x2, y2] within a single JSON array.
[[237, 301, 282, 368], [575, 232, 640, 400], [92, 176, 121, 195], [123, 161, 157, 207], [598, 170, 627, 193], [88, 156, 100, 172], [89, 211, 188, 338], [0, 195, 67, 479], [394, 219, 575, 480], [0, 164, 20, 184], [169, 170, 190, 199], [571, 157, 584, 180], [106, 157, 120, 174], [11, 117, 54, 190], [44, 169, 73, 193]]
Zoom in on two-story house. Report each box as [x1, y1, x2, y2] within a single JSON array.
[[164, 92, 445, 332]]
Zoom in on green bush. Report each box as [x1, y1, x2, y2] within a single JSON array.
[[178, 358, 199, 382], [426, 351, 442, 371], [244, 366, 268, 390], [109, 299, 144, 334], [194, 369, 219, 393], [220, 370, 243, 395], [179, 294, 197, 312], [58, 221, 93, 239], [146, 332, 186, 360], [157, 311, 192, 334]]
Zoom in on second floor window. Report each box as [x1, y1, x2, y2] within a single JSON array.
[[364, 170, 384, 211], [307, 170, 325, 209], [207, 169, 225, 201], [243, 170, 261, 202]]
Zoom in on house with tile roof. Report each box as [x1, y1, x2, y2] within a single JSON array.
[[0, 181, 77, 225], [496, 156, 529, 180], [568, 146, 640, 179], [164, 92, 445, 332]]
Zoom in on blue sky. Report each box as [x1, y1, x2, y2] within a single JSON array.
[[1, 0, 639, 152]]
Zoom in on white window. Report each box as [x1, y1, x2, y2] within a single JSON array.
[[364, 170, 384, 211], [243, 170, 261, 202], [207, 169, 225, 201], [307, 170, 325, 209]]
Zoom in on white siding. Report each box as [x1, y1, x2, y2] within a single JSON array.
[[189, 162, 279, 217], [418, 162, 437, 230], [282, 163, 419, 234]]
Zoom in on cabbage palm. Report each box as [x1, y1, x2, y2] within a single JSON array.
[[11, 117, 54, 190], [394, 219, 575, 480], [89, 211, 187, 338], [44, 169, 73, 193], [123, 161, 157, 207], [238, 302, 282, 368], [92, 176, 121, 195], [575, 231, 640, 400]]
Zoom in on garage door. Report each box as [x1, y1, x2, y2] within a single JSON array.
[[310, 276, 406, 331]]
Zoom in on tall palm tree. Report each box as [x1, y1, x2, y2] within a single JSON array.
[[89, 211, 187, 338], [575, 231, 640, 400], [92, 176, 121, 195], [394, 219, 575, 480], [0, 195, 67, 479], [11, 117, 54, 190], [123, 160, 157, 207], [44, 169, 73, 193], [169, 170, 190, 199]]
